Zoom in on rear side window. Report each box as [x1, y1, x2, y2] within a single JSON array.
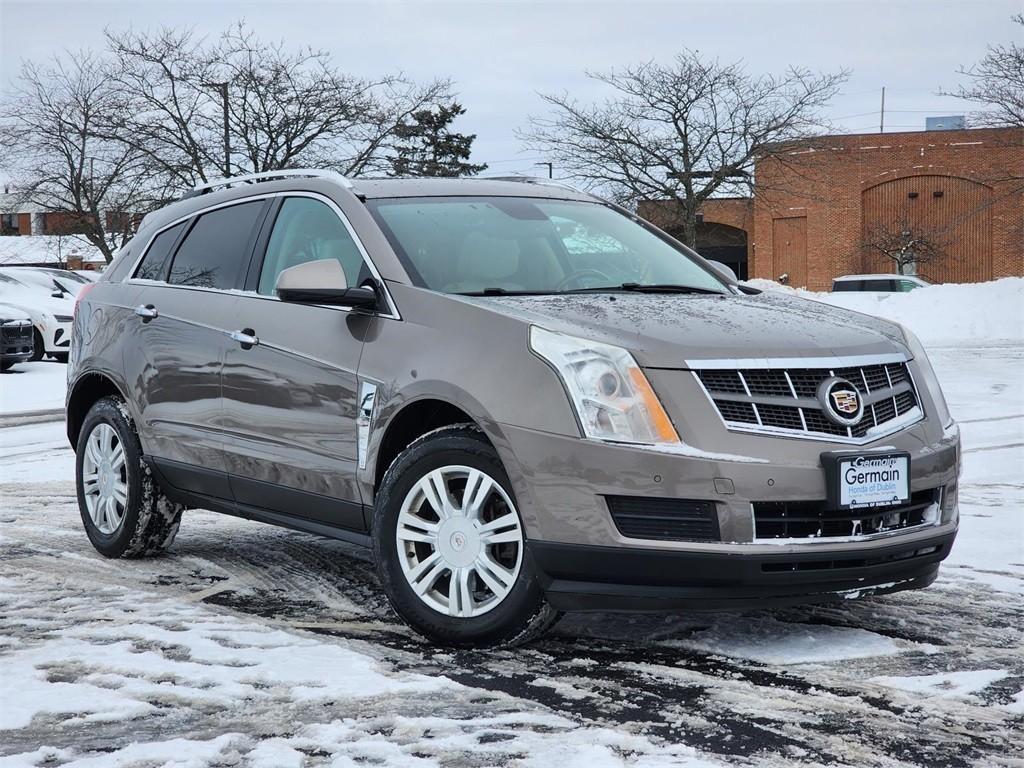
[[168, 201, 265, 290], [134, 223, 185, 281], [832, 280, 859, 292], [257, 197, 368, 296], [862, 279, 894, 291]]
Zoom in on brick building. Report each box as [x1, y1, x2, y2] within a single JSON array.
[[639, 126, 1023, 289]]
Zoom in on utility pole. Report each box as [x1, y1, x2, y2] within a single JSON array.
[[203, 81, 231, 177], [879, 86, 886, 133], [535, 161, 553, 179]]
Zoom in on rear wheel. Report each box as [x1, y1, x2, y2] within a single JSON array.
[[76, 396, 184, 558], [50, 352, 69, 363], [373, 425, 559, 647]]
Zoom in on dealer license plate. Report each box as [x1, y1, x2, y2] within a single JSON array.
[[824, 452, 911, 510]]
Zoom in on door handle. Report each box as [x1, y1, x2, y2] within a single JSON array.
[[134, 304, 158, 322], [229, 328, 259, 349]]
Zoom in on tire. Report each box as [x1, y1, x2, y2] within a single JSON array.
[[76, 396, 184, 558], [50, 352, 69, 363], [29, 329, 44, 362], [0, 362, 11, 372], [372, 424, 560, 647]]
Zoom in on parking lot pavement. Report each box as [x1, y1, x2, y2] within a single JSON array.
[[0, 346, 1021, 767]]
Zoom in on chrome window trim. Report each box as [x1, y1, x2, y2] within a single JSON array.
[[689, 353, 926, 444], [124, 191, 401, 321]]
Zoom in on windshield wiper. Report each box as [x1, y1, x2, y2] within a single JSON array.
[[563, 283, 726, 295], [455, 288, 557, 296]]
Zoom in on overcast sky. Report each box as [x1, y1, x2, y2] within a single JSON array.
[[0, 0, 1019, 178]]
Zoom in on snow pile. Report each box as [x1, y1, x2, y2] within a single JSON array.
[[745, 277, 1024, 346]]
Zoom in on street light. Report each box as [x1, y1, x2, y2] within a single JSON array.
[[202, 81, 231, 177]]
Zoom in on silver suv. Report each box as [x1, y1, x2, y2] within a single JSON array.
[[67, 170, 960, 646]]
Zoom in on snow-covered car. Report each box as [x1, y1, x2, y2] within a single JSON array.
[[1, 266, 85, 297], [0, 301, 34, 371], [0, 272, 75, 362], [832, 274, 931, 293]]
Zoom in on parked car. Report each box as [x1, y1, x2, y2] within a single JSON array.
[[832, 274, 930, 292], [1, 266, 86, 297], [0, 302, 34, 371], [0, 272, 75, 361], [67, 170, 960, 647]]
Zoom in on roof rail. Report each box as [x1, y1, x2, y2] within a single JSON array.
[[184, 168, 354, 199], [484, 175, 589, 195]]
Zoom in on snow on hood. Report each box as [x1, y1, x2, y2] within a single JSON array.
[[0, 302, 32, 322], [472, 291, 907, 367]]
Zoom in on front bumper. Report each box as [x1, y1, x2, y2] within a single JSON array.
[[491, 414, 959, 612], [530, 527, 955, 611]]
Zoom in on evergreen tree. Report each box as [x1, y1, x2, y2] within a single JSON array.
[[389, 102, 487, 177]]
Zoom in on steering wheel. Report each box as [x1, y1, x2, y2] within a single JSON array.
[[556, 268, 614, 291]]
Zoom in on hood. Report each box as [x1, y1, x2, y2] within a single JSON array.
[[0, 302, 32, 323], [0, 286, 75, 318], [470, 291, 908, 367]]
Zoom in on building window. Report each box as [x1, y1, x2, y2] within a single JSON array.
[[0, 214, 19, 234]]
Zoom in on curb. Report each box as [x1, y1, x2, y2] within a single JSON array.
[[0, 408, 65, 428]]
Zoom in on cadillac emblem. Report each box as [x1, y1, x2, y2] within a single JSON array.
[[818, 377, 864, 427]]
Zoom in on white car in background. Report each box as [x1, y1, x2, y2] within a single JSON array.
[[0, 272, 75, 362], [1, 266, 86, 297], [831, 274, 931, 293]]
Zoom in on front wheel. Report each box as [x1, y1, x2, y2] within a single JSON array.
[[372, 425, 559, 647], [29, 329, 44, 362]]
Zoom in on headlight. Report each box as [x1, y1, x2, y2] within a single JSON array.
[[900, 325, 953, 427], [530, 326, 680, 444]]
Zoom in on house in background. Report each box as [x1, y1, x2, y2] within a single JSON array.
[[639, 124, 1023, 289]]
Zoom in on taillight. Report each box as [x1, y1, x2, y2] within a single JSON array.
[[74, 283, 96, 317]]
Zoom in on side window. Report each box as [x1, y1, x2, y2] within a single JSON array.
[[257, 197, 368, 296], [898, 279, 919, 292], [862, 279, 891, 291], [168, 201, 265, 290], [133, 222, 185, 281]]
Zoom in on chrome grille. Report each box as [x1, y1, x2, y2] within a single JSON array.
[[695, 358, 922, 442]]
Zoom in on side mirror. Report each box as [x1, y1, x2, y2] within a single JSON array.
[[707, 260, 738, 283], [51, 290, 65, 299], [276, 259, 377, 309]]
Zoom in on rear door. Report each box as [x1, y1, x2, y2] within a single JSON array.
[[123, 199, 270, 499], [221, 193, 387, 531]]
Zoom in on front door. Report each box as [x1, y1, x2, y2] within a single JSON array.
[[221, 195, 378, 531]]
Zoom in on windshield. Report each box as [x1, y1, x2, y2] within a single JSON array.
[[367, 197, 727, 295]]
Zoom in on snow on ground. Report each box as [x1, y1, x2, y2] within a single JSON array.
[[745, 276, 1024, 345], [0, 360, 67, 416], [1, 280, 1022, 766], [0, 235, 104, 267]]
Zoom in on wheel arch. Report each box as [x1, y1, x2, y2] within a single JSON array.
[[372, 397, 485, 492], [67, 372, 129, 448]]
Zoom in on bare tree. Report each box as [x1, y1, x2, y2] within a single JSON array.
[[520, 51, 847, 246], [941, 14, 1024, 127], [103, 23, 453, 184], [0, 53, 160, 263], [862, 220, 950, 276]]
